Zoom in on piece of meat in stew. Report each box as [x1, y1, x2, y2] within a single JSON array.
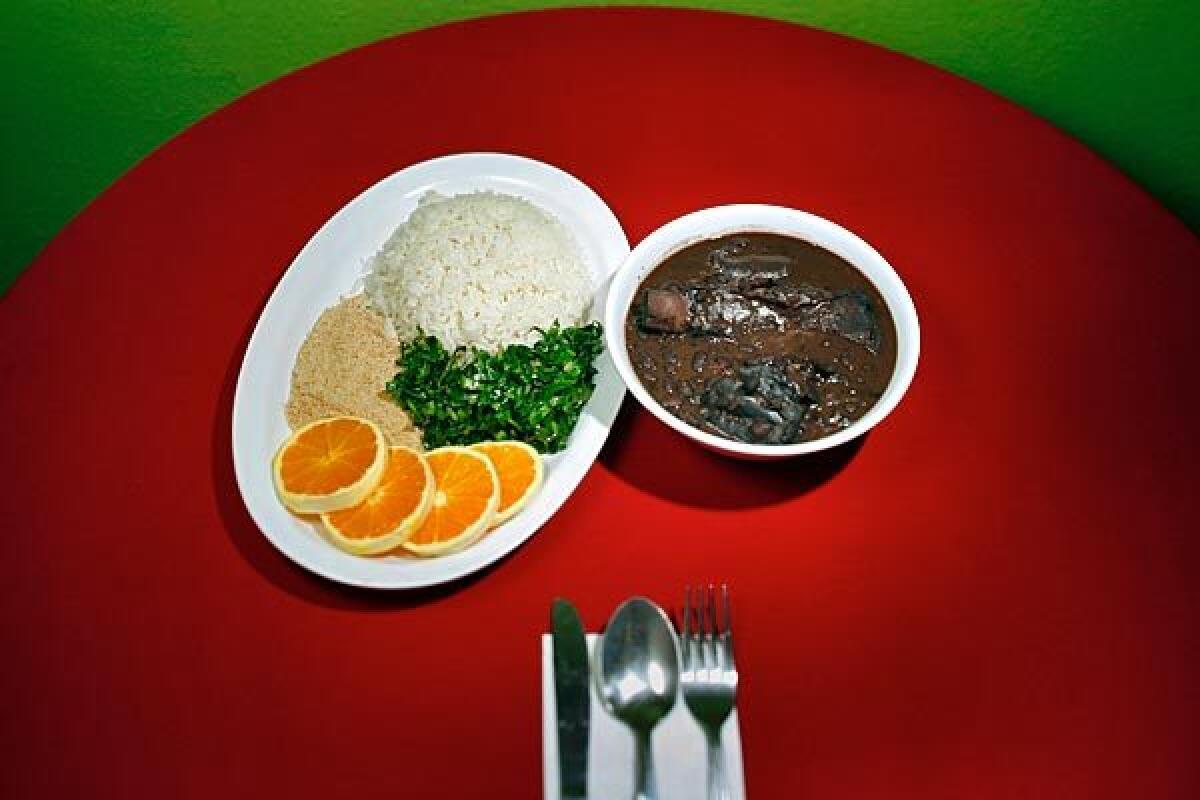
[[625, 233, 897, 445]]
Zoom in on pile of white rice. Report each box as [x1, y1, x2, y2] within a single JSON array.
[[364, 190, 591, 352]]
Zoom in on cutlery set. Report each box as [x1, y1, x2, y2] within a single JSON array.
[[551, 587, 739, 800]]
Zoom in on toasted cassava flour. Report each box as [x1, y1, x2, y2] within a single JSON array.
[[286, 294, 421, 449]]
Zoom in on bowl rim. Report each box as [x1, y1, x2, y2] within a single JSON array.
[[604, 204, 920, 457]]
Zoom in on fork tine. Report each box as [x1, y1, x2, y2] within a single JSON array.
[[680, 586, 692, 669], [722, 583, 736, 668], [691, 585, 702, 667], [707, 583, 722, 668]]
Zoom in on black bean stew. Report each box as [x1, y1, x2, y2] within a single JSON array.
[[625, 233, 897, 445]]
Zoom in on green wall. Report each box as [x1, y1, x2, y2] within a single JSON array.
[[3, 1, 1197, 294]]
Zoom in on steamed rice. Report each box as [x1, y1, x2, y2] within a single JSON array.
[[364, 191, 591, 352]]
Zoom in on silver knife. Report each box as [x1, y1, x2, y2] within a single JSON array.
[[552, 598, 590, 800]]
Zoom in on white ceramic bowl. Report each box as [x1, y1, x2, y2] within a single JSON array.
[[604, 205, 919, 460]]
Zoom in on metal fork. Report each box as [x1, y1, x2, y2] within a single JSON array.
[[680, 584, 739, 800]]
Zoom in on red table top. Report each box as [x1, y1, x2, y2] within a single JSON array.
[[4, 8, 1198, 798]]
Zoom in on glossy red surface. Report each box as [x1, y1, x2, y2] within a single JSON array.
[[3, 9, 1197, 798]]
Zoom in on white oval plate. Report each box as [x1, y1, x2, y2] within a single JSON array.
[[232, 153, 629, 589]]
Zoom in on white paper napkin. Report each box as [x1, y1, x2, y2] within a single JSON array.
[[542, 634, 746, 799]]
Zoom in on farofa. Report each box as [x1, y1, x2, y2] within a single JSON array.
[[286, 294, 421, 449]]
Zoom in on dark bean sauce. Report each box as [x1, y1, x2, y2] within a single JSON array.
[[625, 233, 897, 445]]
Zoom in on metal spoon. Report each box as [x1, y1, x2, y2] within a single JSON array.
[[594, 597, 680, 800]]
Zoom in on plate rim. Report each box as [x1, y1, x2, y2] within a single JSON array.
[[231, 152, 629, 589]]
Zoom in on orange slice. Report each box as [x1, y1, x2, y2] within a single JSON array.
[[272, 416, 387, 514], [403, 446, 499, 557], [320, 446, 434, 555], [470, 441, 544, 527]]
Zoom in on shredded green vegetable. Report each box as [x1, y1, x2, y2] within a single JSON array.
[[385, 322, 605, 454]]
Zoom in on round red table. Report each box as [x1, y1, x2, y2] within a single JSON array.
[[4, 9, 1198, 798]]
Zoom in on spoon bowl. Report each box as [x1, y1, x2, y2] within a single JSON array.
[[595, 597, 680, 799]]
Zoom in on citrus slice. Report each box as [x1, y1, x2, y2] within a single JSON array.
[[403, 446, 500, 557], [320, 446, 434, 555], [272, 416, 387, 514], [470, 441, 544, 527]]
